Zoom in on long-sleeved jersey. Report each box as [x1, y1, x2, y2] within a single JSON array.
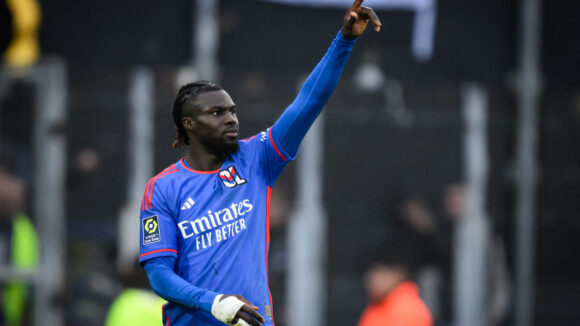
[[139, 31, 356, 325]]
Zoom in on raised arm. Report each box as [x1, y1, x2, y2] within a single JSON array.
[[270, 0, 381, 157]]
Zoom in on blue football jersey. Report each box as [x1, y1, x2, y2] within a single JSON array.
[[139, 128, 293, 325]]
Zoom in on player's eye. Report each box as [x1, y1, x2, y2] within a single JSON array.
[[212, 111, 219, 116]]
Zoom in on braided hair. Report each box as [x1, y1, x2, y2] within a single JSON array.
[[171, 81, 224, 148]]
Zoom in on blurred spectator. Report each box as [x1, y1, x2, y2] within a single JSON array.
[[0, 150, 39, 326], [389, 195, 450, 324], [106, 200, 167, 326], [104, 261, 165, 326], [443, 183, 512, 326], [73, 148, 101, 173], [396, 196, 448, 270], [66, 147, 106, 220], [65, 241, 120, 326], [443, 184, 466, 224], [357, 255, 433, 326], [105, 288, 166, 326]]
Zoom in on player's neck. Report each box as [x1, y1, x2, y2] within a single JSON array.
[[186, 146, 226, 172]]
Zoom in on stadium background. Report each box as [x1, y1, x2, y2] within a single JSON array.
[[0, 0, 579, 325]]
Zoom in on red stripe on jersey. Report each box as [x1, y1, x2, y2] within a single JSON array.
[[142, 169, 163, 211], [268, 128, 286, 161], [242, 134, 257, 142], [162, 303, 170, 326], [142, 178, 155, 211], [265, 186, 276, 325], [139, 248, 178, 259], [142, 166, 174, 210], [266, 186, 272, 250], [142, 165, 178, 211]]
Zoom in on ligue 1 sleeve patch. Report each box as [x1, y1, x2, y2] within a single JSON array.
[[142, 215, 161, 245]]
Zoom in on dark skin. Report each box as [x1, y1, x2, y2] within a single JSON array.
[[182, 89, 238, 171], [180, 1, 380, 324]]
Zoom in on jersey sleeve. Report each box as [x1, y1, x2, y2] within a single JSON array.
[[243, 128, 294, 187], [270, 31, 356, 157], [144, 257, 218, 312], [139, 173, 179, 265], [243, 31, 356, 187]]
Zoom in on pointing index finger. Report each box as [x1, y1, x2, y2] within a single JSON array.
[[351, 0, 364, 9], [361, 6, 382, 32]]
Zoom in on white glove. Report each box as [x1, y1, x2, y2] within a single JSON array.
[[211, 294, 246, 325]]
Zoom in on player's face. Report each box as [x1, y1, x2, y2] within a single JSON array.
[[190, 90, 239, 155]]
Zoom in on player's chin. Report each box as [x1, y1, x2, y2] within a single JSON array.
[[224, 134, 239, 143], [223, 135, 239, 146], [221, 141, 240, 155]]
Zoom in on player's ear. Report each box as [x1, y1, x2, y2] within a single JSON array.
[[182, 117, 195, 131], [182, 104, 201, 131]]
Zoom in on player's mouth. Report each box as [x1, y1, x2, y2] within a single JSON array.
[[223, 128, 239, 138]]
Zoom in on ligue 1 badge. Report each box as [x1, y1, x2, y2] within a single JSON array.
[[143, 215, 161, 245]]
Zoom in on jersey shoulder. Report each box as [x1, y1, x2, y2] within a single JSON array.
[[141, 162, 184, 211], [148, 163, 183, 185], [233, 131, 269, 161], [240, 130, 269, 145]]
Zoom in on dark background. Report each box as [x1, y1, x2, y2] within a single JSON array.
[[1, 0, 579, 325]]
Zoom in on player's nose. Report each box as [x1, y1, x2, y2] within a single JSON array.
[[224, 111, 238, 125]]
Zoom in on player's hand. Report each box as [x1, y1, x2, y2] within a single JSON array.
[[211, 294, 265, 326], [341, 0, 381, 38]]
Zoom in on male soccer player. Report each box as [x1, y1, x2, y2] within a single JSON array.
[[139, 1, 381, 325]]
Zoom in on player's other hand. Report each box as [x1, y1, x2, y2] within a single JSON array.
[[341, 0, 381, 38], [211, 294, 265, 326]]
